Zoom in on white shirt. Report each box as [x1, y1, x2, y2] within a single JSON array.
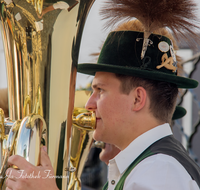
[[107, 123, 199, 190]]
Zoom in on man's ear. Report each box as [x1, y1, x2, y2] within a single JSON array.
[[132, 87, 147, 111]]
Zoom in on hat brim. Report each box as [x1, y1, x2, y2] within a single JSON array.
[[172, 106, 187, 120], [78, 63, 198, 89]]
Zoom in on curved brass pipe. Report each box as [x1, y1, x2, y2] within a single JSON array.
[[67, 110, 96, 190], [0, 120, 21, 185]]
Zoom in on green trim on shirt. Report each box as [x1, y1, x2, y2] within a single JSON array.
[[102, 148, 154, 190]]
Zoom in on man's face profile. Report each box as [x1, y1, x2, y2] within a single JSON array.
[[85, 72, 134, 147]]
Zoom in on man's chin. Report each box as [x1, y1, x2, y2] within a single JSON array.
[[93, 130, 103, 142]]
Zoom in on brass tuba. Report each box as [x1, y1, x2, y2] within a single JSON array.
[[0, 0, 96, 189]]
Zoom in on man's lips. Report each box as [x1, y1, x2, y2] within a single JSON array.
[[96, 117, 101, 121]]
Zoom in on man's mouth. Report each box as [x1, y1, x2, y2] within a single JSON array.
[[96, 117, 101, 122]]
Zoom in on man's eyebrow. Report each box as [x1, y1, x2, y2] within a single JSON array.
[[92, 83, 105, 89]]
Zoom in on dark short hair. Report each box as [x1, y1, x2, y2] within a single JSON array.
[[115, 73, 178, 123]]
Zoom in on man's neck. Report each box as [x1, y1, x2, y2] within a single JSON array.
[[116, 114, 164, 150]]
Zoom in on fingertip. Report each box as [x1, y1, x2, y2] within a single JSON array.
[[7, 155, 17, 165], [5, 168, 11, 176], [42, 146, 47, 153], [40, 146, 51, 167], [6, 161, 13, 168], [7, 155, 28, 169]]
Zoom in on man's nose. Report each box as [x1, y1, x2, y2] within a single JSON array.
[[85, 94, 97, 111]]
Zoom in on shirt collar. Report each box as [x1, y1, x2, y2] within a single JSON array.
[[109, 123, 173, 174]]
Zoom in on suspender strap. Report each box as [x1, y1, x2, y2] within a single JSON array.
[[149, 135, 200, 187], [102, 148, 155, 190]]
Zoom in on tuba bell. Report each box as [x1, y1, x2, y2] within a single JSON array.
[[0, 0, 96, 189]]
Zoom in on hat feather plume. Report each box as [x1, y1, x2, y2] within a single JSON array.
[[100, 0, 200, 40]]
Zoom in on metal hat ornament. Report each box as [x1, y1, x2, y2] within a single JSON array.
[[78, 0, 199, 89]]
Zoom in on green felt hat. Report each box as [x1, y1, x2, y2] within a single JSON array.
[[172, 106, 187, 120], [78, 31, 198, 89]]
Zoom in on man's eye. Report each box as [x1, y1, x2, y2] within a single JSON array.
[[98, 88, 103, 93]]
